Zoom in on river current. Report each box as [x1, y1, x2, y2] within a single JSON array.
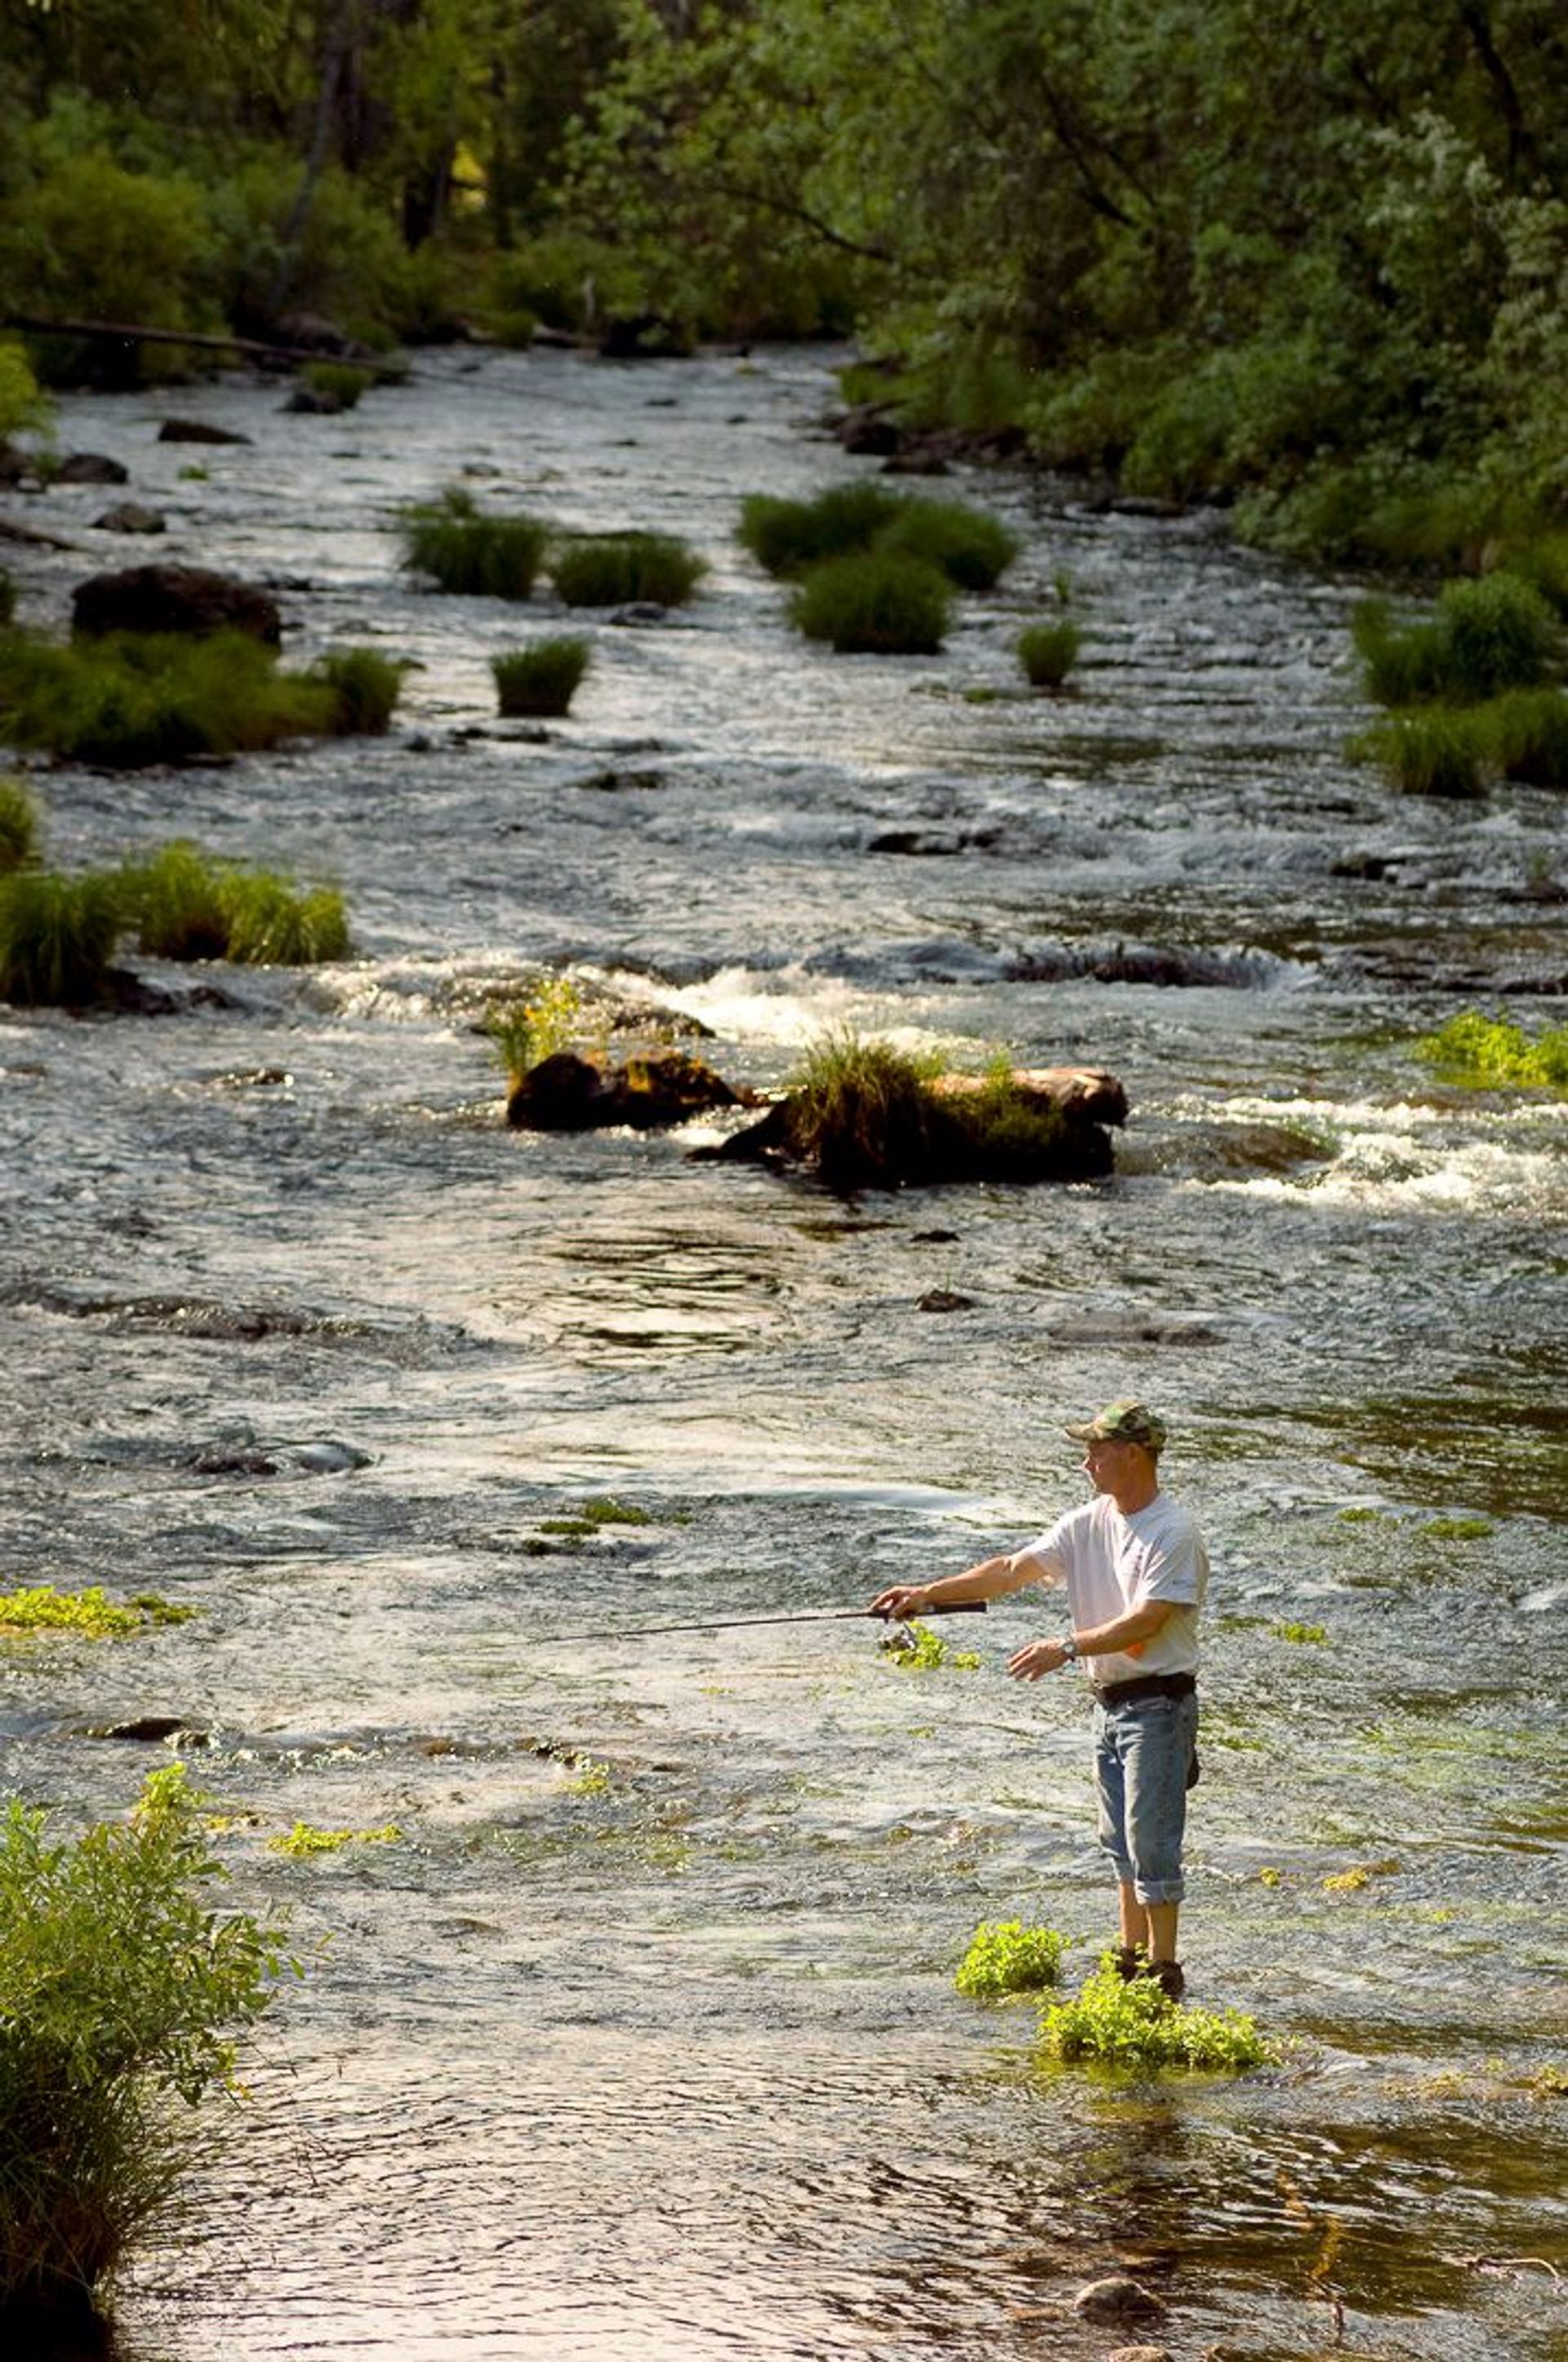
[[2, 344, 1566, 2360]]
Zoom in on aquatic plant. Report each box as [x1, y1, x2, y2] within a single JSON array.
[[1420, 1515, 1493, 1540], [1415, 1011, 1568, 1090], [302, 361, 372, 409], [0, 1765, 290, 2335], [873, 498, 1018, 590], [549, 531, 704, 608], [0, 630, 338, 768], [484, 973, 582, 1084], [267, 1823, 401, 1857], [565, 1758, 612, 1796], [401, 489, 549, 599], [0, 1584, 142, 1637], [1018, 621, 1081, 687], [0, 777, 37, 873], [880, 1620, 982, 1672], [492, 637, 591, 716], [1275, 1621, 1327, 1644], [311, 647, 402, 735], [548, 1498, 653, 1530], [955, 1919, 1067, 1998], [1353, 575, 1560, 707], [1038, 1963, 1275, 2070], [119, 842, 349, 966], [218, 873, 350, 965], [737, 484, 902, 577], [1351, 709, 1488, 798], [0, 868, 122, 1005], [781, 1032, 1085, 1191], [789, 553, 951, 654]]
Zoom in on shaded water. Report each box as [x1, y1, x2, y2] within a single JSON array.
[[1, 345, 1566, 2360]]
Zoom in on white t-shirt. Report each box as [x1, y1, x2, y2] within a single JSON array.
[[1015, 1490, 1206, 1685]]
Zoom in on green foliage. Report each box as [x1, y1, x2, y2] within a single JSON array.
[[0, 630, 336, 767], [0, 343, 49, 441], [310, 647, 403, 736], [738, 484, 902, 577], [0, 1585, 140, 1638], [485, 974, 581, 1081], [1421, 1516, 1493, 1540], [549, 532, 704, 608], [789, 554, 950, 654], [787, 1031, 942, 1189], [1350, 709, 1489, 800], [1355, 577, 1561, 706], [955, 1919, 1067, 1998], [267, 1823, 400, 1858], [492, 637, 591, 717], [881, 1619, 982, 1672], [0, 869, 122, 1005], [402, 490, 549, 599], [1275, 1621, 1327, 1645], [1018, 622, 1081, 689], [869, 498, 1017, 590], [1479, 688, 1568, 787], [0, 1764, 290, 2321], [0, 778, 38, 874], [119, 841, 349, 968], [1038, 1963, 1275, 2071], [302, 362, 372, 409], [1415, 1012, 1568, 1092], [565, 1758, 612, 1797]]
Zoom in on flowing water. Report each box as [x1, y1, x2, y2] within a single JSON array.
[[2, 344, 1566, 2361]]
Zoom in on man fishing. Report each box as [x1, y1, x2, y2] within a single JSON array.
[[871, 1399, 1207, 1997]]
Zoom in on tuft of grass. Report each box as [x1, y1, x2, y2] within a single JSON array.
[[1478, 686, 1568, 787], [266, 1824, 401, 1857], [0, 630, 334, 767], [789, 553, 951, 654], [402, 488, 549, 599], [955, 1919, 1067, 1998], [1350, 708, 1489, 798], [0, 777, 38, 874], [302, 361, 372, 409], [565, 1758, 612, 1796], [483, 973, 581, 1084], [549, 531, 704, 608], [1038, 1961, 1275, 2070], [0, 869, 122, 1005], [1414, 1009, 1568, 1090], [873, 497, 1018, 590], [119, 842, 350, 967], [310, 647, 402, 735], [1420, 1515, 1493, 1540], [1018, 620, 1081, 688], [492, 636, 591, 717], [782, 1032, 1085, 1190], [1274, 1621, 1327, 1644], [1353, 574, 1560, 706], [738, 483, 902, 577], [0, 1766, 291, 2331]]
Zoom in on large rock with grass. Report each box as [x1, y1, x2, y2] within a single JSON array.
[[506, 1050, 745, 1132], [71, 564, 282, 644]]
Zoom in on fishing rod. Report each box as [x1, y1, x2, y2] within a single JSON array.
[[563, 1601, 988, 1642]]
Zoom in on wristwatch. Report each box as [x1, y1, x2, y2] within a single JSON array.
[[1061, 1636, 1078, 1664]]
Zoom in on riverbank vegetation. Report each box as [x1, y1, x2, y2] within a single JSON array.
[[1416, 1010, 1568, 1089], [1349, 568, 1568, 794], [0, 1766, 291, 2339]]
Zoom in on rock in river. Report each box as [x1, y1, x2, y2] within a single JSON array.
[[507, 1050, 746, 1132], [71, 562, 282, 643]]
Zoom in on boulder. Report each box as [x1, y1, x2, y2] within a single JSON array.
[[506, 1050, 745, 1132], [56, 452, 130, 484], [835, 404, 902, 456], [95, 502, 166, 534], [156, 419, 252, 446], [1072, 2278, 1168, 2326], [71, 563, 282, 644]]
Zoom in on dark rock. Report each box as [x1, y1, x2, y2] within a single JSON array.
[[56, 452, 130, 484], [836, 404, 902, 455], [0, 439, 29, 485], [917, 1289, 975, 1312], [507, 1050, 745, 1132], [156, 419, 252, 446], [610, 601, 676, 626], [95, 501, 166, 534], [597, 314, 694, 359], [72, 563, 282, 643], [911, 1228, 960, 1243], [881, 450, 951, 476], [273, 310, 363, 357], [190, 1443, 280, 1476], [283, 385, 344, 414], [1072, 2278, 1167, 2326], [86, 1716, 195, 1743]]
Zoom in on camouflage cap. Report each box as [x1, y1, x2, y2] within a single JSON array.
[[1063, 1398, 1168, 1451]]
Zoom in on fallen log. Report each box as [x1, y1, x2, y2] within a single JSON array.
[[1, 312, 390, 373]]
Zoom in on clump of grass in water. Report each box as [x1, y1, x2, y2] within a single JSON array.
[[402, 488, 548, 599], [880, 1620, 982, 1672], [1350, 707, 1489, 798], [565, 1758, 612, 1796], [789, 552, 951, 654], [1353, 574, 1561, 706], [310, 646, 402, 734], [0, 1585, 143, 1638], [1274, 1621, 1327, 1644], [873, 498, 1018, 590], [301, 360, 372, 409], [550, 531, 704, 608], [1018, 620, 1081, 687], [955, 1920, 1067, 1998], [492, 636, 590, 716], [484, 973, 581, 1085], [0, 869, 122, 1005], [786, 1032, 1078, 1190], [1038, 1960, 1275, 2070], [0, 1765, 292, 2335], [1416, 1009, 1568, 1090], [119, 842, 350, 966], [540, 1498, 653, 1537], [1420, 1515, 1493, 1540], [738, 484, 902, 577], [267, 1823, 401, 1857], [0, 778, 37, 874]]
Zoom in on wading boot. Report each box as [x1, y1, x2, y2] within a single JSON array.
[[1147, 1959, 1186, 2001]]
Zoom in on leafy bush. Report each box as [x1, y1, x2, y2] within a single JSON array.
[[789, 553, 951, 653], [0, 778, 38, 874], [310, 646, 402, 735], [874, 497, 1018, 590], [737, 484, 902, 577], [492, 637, 591, 716], [402, 490, 549, 599], [550, 531, 704, 608], [302, 361, 372, 409], [1018, 621, 1081, 688], [956, 1920, 1067, 1999], [1350, 709, 1488, 799], [0, 869, 122, 1004], [1415, 1011, 1568, 1090], [0, 1765, 290, 2332], [1038, 1962, 1275, 2070], [120, 842, 349, 966], [0, 631, 334, 767]]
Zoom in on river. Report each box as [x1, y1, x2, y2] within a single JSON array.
[[1, 341, 1565, 2360]]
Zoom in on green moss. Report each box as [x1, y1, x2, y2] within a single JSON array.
[[266, 1823, 402, 1857], [1415, 1010, 1568, 1090], [492, 636, 590, 717], [955, 1919, 1067, 1998], [0, 868, 122, 1005], [402, 489, 549, 599], [789, 554, 951, 654], [0, 1584, 155, 1637], [1038, 1962, 1275, 2070], [1018, 621, 1081, 688], [550, 532, 704, 608]]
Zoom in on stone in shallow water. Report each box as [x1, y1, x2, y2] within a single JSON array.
[[1073, 2276, 1167, 2324]]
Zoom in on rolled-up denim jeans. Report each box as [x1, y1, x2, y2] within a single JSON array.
[[1093, 1688, 1199, 1905]]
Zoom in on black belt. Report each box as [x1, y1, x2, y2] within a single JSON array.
[[1093, 1671, 1197, 1706]]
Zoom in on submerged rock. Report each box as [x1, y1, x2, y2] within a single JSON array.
[[506, 1049, 746, 1132], [56, 452, 130, 484], [94, 502, 167, 534], [1073, 2277, 1167, 2325]]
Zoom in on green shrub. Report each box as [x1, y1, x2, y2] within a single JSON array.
[[310, 647, 402, 735], [1351, 599, 1452, 706], [737, 484, 902, 577], [0, 778, 38, 874], [955, 1920, 1067, 1998], [874, 498, 1018, 590], [789, 553, 951, 653], [0, 869, 121, 1004], [1018, 621, 1081, 688], [1497, 534, 1568, 618], [0, 1766, 290, 2332], [302, 361, 372, 409], [1415, 1011, 1568, 1090], [120, 842, 350, 966], [492, 637, 591, 717], [550, 531, 704, 608], [0, 631, 332, 768], [1354, 575, 1560, 707], [1, 148, 213, 387], [402, 490, 549, 599], [1477, 687, 1568, 787], [1350, 709, 1489, 798], [1038, 1962, 1275, 2070], [0, 341, 49, 442]]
